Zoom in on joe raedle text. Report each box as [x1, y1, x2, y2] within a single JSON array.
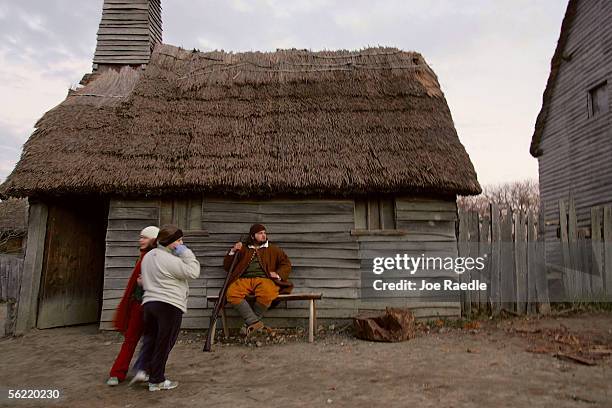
[[372, 279, 487, 292]]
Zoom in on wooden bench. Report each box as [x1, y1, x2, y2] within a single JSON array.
[[206, 293, 323, 343]]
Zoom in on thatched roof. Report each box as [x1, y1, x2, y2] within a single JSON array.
[[530, 0, 576, 157], [1, 45, 480, 198], [0, 198, 28, 234]]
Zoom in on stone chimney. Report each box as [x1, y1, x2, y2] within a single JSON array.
[[93, 0, 162, 71]]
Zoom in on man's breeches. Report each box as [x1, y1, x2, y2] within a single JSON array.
[[226, 277, 279, 307]]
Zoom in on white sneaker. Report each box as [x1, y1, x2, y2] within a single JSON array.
[[149, 379, 178, 392], [106, 377, 119, 386], [128, 370, 149, 386]]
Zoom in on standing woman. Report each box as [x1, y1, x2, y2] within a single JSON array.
[[107, 226, 159, 386], [139, 225, 200, 391]]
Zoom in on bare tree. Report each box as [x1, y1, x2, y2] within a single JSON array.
[[0, 231, 25, 254], [0, 198, 28, 255], [458, 179, 539, 217]]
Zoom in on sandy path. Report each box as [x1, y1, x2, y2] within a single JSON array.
[[1, 312, 611, 408]]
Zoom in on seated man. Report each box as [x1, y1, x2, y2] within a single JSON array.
[[223, 223, 292, 334]]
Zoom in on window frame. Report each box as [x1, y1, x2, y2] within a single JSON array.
[[352, 197, 405, 235], [587, 81, 608, 118]]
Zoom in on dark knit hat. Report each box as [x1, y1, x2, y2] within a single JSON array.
[[249, 223, 266, 236], [157, 225, 183, 246]]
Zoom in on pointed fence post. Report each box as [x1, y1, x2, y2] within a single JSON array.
[[501, 208, 515, 312], [527, 213, 537, 313], [568, 197, 583, 299], [467, 211, 480, 312], [515, 211, 528, 314], [458, 210, 471, 317], [591, 207, 604, 297], [559, 199, 573, 301], [490, 204, 501, 315], [603, 206, 612, 299], [536, 211, 550, 314], [479, 214, 491, 315]]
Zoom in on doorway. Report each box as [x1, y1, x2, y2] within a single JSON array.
[[37, 198, 109, 328]]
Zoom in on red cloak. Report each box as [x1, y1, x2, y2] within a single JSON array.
[[112, 250, 146, 334]]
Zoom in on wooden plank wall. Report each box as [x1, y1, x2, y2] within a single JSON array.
[[191, 198, 359, 329], [538, 0, 612, 263], [358, 198, 461, 319], [93, 0, 162, 67], [14, 202, 48, 335], [100, 200, 160, 329], [101, 196, 462, 330]]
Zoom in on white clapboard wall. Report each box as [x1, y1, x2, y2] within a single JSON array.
[[100, 196, 460, 330]]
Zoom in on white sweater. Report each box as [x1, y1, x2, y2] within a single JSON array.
[[142, 246, 201, 313]]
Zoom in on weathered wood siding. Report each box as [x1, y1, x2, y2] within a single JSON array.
[[15, 202, 48, 335], [538, 0, 612, 257], [93, 0, 162, 67], [358, 198, 460, 318], [100, 200, 160, 329], [192, 198, 359, 330], [100, 196, 460, 330]]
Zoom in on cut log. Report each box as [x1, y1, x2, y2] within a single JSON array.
[[353, 307, 416, 342]]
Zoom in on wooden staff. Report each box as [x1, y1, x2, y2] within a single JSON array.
[[203, 238, 244, 352]]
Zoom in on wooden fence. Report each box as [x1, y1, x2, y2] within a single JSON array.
[[557, 199, 612, 302], [0, 254, 23, 336], [458, 205, 550, 317], [458, 201, 612, 317]]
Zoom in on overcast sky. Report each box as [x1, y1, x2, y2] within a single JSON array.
[[0, 0, 567, 188]]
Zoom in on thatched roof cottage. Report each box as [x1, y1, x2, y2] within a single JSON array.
[[1, 0, 480, 332]]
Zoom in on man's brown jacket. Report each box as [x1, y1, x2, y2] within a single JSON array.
[[223, 243, 293, 294]]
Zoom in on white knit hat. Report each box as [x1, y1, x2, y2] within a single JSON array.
[[140, 226, 160, 239]]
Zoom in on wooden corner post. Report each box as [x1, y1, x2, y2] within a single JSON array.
[[14, 201, 48, 335]]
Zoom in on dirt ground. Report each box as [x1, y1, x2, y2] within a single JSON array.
[[1, 311, 611, 408]]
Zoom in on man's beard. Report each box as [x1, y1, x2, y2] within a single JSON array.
[[253, 237, 267, 246]]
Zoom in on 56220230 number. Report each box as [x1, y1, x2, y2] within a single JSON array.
[[8, 389, 60, 399]]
